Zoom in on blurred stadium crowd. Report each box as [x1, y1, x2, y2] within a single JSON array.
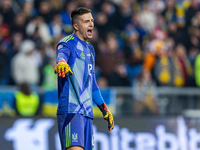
[[1, 0, 200, 116]]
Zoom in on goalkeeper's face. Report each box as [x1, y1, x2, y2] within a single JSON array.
[[77, 13, 94, 41]]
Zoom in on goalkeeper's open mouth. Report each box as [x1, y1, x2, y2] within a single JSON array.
[[87, 29, 93, 36]]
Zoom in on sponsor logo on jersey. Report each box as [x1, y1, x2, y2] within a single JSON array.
[[57, 45, 63, 50], [80, 52, 85, 57]]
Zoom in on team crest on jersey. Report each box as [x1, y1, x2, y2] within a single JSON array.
[[72, 133, 78, 142], [87, 53, 91, 57]]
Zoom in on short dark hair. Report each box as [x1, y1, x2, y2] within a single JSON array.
[[71, 7, 91, 25]]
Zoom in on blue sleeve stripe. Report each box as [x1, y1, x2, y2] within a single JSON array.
[[56, 57, 65, 63], [92, 90, 104, 105]]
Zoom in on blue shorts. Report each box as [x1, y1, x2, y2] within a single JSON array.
[[57, 113, 94, 150]]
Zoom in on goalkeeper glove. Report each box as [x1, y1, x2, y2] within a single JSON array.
[[97, 103, 114, 131], [54, 59, 73, 78]]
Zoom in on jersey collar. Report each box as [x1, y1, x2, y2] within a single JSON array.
[[72, 33, 88, 45]]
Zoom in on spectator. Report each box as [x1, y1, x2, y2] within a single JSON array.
[[42, 58, 57, 90], [185, 0, 200, 27], [7, 32, 23, 60], [168, 21, 178, 40], [152, 15, 168, 40], [123, 24, 142, 65], [0, 41, 9, 85], [96, 32, 125, 77], [0, 13, 10, 42], [26, 16, 51, 44], [189, 34, 200, 51], [114, 0, 132, 30], [37, 0, 54, 24], [173, 43, 193, 87], [100, 1, 116, 21], [33, 40, 51, 85], [10, 12, 27, 37], [49, 14, 62, 39], [143, 39, 167, 72], [14, 82, 40, 117], [49, 0, 64, 14], [123, 24, 143, 81], [6, 32, 23, 85], [125, 12, 146, 44], [21, 1, 35, 22], [45, 39, 57, 58], [188, 47, 198, 87], [148, 0, 165, 15], [107, 62, 131, 87], [161, 0, 177, 24], [60, 0, 77, 35], [29, 25, 43, 45], [80, 0, 95, 13], [133, 69, 158, 115], [11, 39, 40, 87], [0, 0, 15, 25], [167, 21, 189, 47], [95, 12, 111, 39], [139, 2, 157, 33], [188, 47, 199, 68], [153, 43, 173, 86]]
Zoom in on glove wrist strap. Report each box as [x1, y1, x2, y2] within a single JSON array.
[[57, 58, 67, 64], [97, 103, 109, 116]]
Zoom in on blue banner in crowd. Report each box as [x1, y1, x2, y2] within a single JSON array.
[[0, 92, 15, 116], [0, 88, 116, 117]]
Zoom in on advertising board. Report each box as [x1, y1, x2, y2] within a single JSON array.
[[1, 116, 200, 150]]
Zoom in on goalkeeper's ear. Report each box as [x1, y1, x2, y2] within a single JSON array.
[[74, 24, 79, 31]]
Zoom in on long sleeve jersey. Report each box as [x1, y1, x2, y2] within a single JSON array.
[[56, 33, 104, 118]]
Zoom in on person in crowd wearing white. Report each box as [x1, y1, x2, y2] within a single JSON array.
[[11, 40, 40, 87]]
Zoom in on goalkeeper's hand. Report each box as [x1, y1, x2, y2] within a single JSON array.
[[97, 103, 114, 131], [54, 59, 73, 78]]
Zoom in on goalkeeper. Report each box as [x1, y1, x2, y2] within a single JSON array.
[[55, 7, 114, 150]]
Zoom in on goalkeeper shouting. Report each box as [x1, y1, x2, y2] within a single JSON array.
[[55, 7, 114, 150]]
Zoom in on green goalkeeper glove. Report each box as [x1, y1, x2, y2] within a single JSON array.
[[54, 59, 73, 78], [98, 103, 114, 131]]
